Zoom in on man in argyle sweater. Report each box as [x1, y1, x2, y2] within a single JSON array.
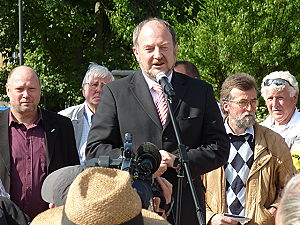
[[203, 73, 296, 225]]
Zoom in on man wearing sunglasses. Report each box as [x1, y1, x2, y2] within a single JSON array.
[[261, 71, 300, 152]]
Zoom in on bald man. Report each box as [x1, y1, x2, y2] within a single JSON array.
[[0, 66, 79, 220]]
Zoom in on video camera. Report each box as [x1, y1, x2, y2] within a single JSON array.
[[85, 133, 165, 209]]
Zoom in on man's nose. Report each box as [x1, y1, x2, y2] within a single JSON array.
[[22, 90, 30, 98], [272, 98, 279, 107], [153, 47, 163, 59]]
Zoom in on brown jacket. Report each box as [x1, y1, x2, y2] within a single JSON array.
[[203, 123, 297, 225]]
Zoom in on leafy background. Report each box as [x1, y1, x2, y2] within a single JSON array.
[[0, 0, 300, 120]]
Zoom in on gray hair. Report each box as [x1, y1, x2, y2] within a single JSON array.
[[277, 174, 300, 225], [82, 62, 114, 86], [261, 71, 299, 99], [132, 18, 177, 48]]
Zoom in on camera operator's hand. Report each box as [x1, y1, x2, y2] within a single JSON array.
[[156, 177, 172, 204], [153, 157, 168, 178], [153, 177, 173, 219], [159, 150, 179, 169]]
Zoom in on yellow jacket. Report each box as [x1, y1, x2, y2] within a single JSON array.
[[203, 123, 297, 225]]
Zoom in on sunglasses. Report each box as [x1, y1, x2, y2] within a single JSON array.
[[263, 78, 292, 87]]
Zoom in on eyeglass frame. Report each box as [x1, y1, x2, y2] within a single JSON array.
[[263, 78, 292, 87], [83, 82, 107, 90], [224, 98, 259, 109]]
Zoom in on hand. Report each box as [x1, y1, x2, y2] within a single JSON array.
[[153, 177, 173, 219], [153, 160, 168, 178], [209, 214, 239, 225], [156, 176, 173, 204], [159, 150, 177, 168]]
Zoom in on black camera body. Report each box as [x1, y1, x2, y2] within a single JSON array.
[[85, 133, 165, 209]]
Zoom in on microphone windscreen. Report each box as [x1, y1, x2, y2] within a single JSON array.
[[136, 142, 161, 173]]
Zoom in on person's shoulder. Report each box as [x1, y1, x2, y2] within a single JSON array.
[[42, 109, 72, 123], [174, 71, 211, 88], [256, 123, 283, 141], [58, 104, 84, 117], [107, 72, 136, 86], [255, 123, 289, 154]]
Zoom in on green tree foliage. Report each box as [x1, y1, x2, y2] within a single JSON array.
[[0, 0, 299, 115], [176, 0, 300, 100], [0, 0, 203, 111]]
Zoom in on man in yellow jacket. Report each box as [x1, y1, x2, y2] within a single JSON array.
[[203, 73, 296, 225]]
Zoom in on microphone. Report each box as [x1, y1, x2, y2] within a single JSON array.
[[136, 142, 161, 174], [156, 72, 176, 97]]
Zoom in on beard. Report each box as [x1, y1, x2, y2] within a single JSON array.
[[232, 111, 256, 129]]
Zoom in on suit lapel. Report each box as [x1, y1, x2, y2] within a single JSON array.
[[129, 71, 162, 129], [41, 110, 57, 170], [163, 72, 189, 129], [0, 110, 11, 177]]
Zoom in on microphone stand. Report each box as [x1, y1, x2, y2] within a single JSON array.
[[164, 92, 205, 225]]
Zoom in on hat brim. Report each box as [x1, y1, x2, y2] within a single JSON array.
[[41, 165, 85, 205], [31, 207, 170, 225], [30, 206, 63, 225]]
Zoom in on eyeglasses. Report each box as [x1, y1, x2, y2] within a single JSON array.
[[263, 78, 291, 87], [229, 99, 258, 108], [84, 82, 106, 90]]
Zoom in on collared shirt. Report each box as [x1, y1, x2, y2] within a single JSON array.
[[142, 72, 173, 103], [261, 108, 300, 150], [9, 110, 48, 218], [78, 102, 94, 164]]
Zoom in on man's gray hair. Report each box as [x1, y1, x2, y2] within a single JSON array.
[[261, 71, 299, 99], [277, 174, 300, 225], [132, 18, 177, 48], [82, 62, 114, 86]]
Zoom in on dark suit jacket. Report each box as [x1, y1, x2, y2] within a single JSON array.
[[86, 71, 230, 224], [0, 109, 80, 193]]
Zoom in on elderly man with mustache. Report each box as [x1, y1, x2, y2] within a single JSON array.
[[202, 73, 296, 225]]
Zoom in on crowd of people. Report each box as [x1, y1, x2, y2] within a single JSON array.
[[0, 17, 299, 225]]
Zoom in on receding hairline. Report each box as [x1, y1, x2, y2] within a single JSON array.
[[7, 66, 41, 85], [132, 18, 177, 48]]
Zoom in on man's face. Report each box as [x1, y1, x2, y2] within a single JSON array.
[[132, 20, 178, 81], [6, 67, 41, 115], [264, 86, 297, 125], [223, 88, 257, 131], [82, 75, 112, 110]]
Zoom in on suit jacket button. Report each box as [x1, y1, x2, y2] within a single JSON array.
[[163, 136, 168, 141]]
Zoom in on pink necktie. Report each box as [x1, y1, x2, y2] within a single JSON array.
[[153, 83, 168, 127]]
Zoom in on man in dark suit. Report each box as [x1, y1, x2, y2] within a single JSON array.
[[86, 18, 229, 225], [0, 66, 79, 220]]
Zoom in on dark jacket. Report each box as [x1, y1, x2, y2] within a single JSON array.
[[0, 109, 80, 193], [86, 71, 230, 225]]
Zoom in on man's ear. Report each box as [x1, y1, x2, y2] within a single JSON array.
[[223, 101, 230, 114], [6, 84, 10, 98], [132, 46, 139, 62]]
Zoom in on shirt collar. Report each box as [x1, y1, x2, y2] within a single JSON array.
[[143, 71, 173, 90], [84, 102, 94, 124], [8, 108, 43, 127]]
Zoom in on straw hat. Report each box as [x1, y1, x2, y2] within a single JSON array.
[[31, 167, 170, 225]]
